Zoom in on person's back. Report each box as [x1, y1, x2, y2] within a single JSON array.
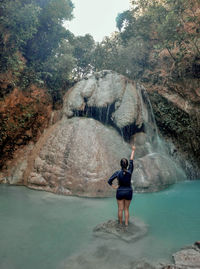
[[117, 160, 133, 188], [107, 147, 135, 226]]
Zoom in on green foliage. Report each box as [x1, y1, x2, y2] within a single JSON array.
[[90, 0, 200, 81], [23, 0, 74, 64], [0, 1, 39, 71], [91, 36, 120, 72], [0, 0, 75, 101], [116, 10, 133, 31], [1, 0, 199, 103], [71, 34, 95, 79], [40, 38, 76, 104]]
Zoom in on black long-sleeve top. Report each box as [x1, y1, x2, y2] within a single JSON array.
[[107, 160, 134, 189]]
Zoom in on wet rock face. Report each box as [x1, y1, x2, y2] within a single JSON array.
[[24, 70, 148, 196], [6, 70, 187, 196], [132, 153, 186, 192], [149, 91, 200, 179], [27, 117, 130, 197], [63, 70, 143, 136]]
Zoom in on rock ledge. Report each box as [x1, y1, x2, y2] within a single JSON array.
[[93, 218, 148, 242]]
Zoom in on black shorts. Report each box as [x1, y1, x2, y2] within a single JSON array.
[[116, 188, 133, 200]]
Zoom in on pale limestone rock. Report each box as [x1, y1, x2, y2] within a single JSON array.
[[132, 153, 186, 192], [27, 117, 131, 197], [173, 247, 200, 268], [28, 173, 48, 186], [7, 160, 27, 184], [161, 244, 200, 269], [130, 132, 154, 158], [63, 70, 143, 129], [112, 83, 142, 128]]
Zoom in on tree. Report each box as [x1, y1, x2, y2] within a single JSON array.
[[0, 0, 40, 71], [71, 34, 95, 79], [22, 0, 74, 66], [0, 0, 76, 100]]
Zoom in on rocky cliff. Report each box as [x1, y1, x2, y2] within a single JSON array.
[[0, 70, 189, 196], [142, 51, 200, 178]]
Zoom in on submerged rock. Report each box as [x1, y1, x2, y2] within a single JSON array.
[[60, 244, 159, 269], [130, 260, 159, 269], [93, 218, 148, 242]]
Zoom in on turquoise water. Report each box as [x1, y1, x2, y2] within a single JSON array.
[[0, 181, 200, 269]]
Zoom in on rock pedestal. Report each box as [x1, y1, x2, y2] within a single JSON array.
[[93, 218, 148, 242]]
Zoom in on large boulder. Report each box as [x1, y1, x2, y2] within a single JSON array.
[[26, 117, 131, 197], [63, 70, 143, 130], [132, 153, 186, 192]]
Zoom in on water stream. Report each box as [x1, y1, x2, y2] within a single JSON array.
[[0, 180, 200, 269], [137, 84, 168, 154]]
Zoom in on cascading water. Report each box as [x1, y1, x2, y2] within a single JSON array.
[[132, 83, 187, 191], [137, 83, 167, 153]]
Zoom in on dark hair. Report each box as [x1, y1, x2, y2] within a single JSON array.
[[120, 158, 128, 174]]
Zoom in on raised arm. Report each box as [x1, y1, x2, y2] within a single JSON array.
[[130, 145, 136, 160], [128, 145, 136, 173]]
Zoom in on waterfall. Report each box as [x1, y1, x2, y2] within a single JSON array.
[[136, 83, 168, 154], [105, 104, 111, 125], [131, 83, 187, 190]]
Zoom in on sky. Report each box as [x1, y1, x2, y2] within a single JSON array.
[[65, 0, 130, 42]]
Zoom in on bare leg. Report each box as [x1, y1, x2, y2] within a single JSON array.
[[124, 200, 131, 226], [117, 199, 125, 224]]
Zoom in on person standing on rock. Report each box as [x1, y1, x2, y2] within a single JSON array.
[[108, 146, 135, 226]]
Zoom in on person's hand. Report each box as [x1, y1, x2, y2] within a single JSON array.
[[112, 185, 118, 190], [132, 145, 136, 151]]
